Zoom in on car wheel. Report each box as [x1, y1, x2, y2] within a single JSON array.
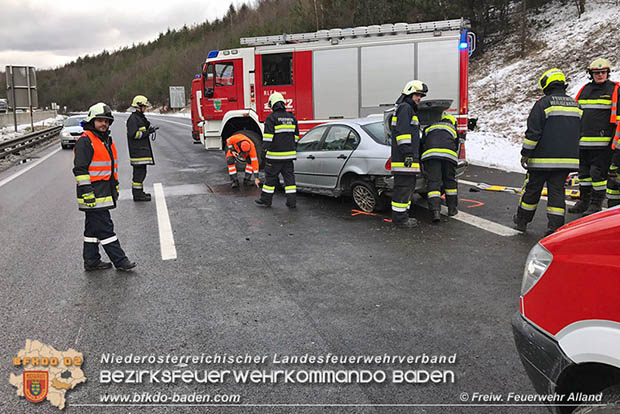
[[351, 180, 382, 213], [61, 143, 68, 149], [573, 384, 620, 413]]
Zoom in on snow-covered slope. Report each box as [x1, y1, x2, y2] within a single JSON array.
[[467, 0, 620, 172]]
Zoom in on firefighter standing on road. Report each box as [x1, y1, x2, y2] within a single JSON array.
[[126, 95, 156, 202], [569, 58, 620, 215], [514, 69, 581, 235], [225, 133, 260, 189], [390, 80, 427, 228], [421, 113, 459, 222], [73, 103, 136, 271], [255, 92, 299, 208]]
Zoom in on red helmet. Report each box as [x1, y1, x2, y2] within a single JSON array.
[[239, 140, 251, 154]]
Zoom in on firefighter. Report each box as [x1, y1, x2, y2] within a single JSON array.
[[390, 80, 427, 228], [513, 68, 581, 235], [73, 103, 136, 271], [255, 92, 299, 208], [610, 121, 620, 207], [568, 58, 620, 215], [225, 133, 260, 189], [126, 95, 156, 202], [421, 112, 459, 222]]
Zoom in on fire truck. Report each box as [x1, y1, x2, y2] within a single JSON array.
[[190, 19, 475, 152]]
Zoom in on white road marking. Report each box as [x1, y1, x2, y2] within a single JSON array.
[[154, 183, 177, 260], [0, 147, 61, 189], [440, 206, 521, 237]]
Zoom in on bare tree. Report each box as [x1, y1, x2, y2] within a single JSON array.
[[574, 0, 585, 17]]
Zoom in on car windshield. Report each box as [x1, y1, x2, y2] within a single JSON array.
[[64, 117, 85, 127], [361, 121, 389, 146]]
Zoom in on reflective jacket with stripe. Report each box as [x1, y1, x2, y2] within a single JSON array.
[[390, 95, 420, 174], [73, 128, 119, 211], [262, 105, 299, 161], [521, 87, 582, 170], [576, 80, 620, 149], [226, 133, 259, 172], [421, 121, 458, 164], [126, 110, 154, 165]]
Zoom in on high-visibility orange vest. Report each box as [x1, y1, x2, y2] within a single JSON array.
[[226, 133, 259, 172], [76, 131, 118, 211], [84, 130, 118, 182]]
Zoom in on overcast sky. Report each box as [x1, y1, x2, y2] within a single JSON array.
[[0, 0, 249, 70]]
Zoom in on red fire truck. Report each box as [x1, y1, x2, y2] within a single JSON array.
[[190, 19, 475, 152]]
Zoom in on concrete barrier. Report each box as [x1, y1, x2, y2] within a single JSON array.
[[0, 110, 59, 128]]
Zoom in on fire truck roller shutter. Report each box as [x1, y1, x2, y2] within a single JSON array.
[[313, 48, 359, 119]]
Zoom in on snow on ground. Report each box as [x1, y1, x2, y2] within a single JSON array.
[[0, 115, 65, 144], [467, 0, 620, 172]]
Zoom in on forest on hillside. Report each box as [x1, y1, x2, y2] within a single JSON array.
[[2, 0, 590, 111]]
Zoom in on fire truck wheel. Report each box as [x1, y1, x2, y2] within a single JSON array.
[[573, 384, 620, 413], [351, 180, 384, 213]]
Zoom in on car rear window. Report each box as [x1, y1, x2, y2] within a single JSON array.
[[361, 121, 389, 146]]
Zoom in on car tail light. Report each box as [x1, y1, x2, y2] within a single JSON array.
[[521, 243, 553, 296], [385, 157, 391, 170]]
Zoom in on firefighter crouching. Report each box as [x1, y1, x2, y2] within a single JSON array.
[[514, 68, 582, 236], [73, 103, 136, 271], [421, 113, 459, 222], [255, 92, 299, 208], [569, 58, 620, 215], [225, 133, 260, 189], [126, 95, 156, 202], [390, 80, 428, 228]]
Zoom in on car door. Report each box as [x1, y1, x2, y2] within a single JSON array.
[[315, 125, 360, 188], [294, 125, 328, 188]]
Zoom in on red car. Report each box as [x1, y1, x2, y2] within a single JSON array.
[[512, 206, 620, 413]]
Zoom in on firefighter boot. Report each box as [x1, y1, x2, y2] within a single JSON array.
[[428, 197, 442, 223], [133, 189, 151, 202], [116, 258, 137, 271], [231, 179, 240, 189], [582, 197, 603, 216], [393, 217, 418, 228], [568, 187, 591, 213], [446, 196, 458, 216], [609, 199, 620, 208], [84, 260, 113, 271], [513, 214, 528, 233]]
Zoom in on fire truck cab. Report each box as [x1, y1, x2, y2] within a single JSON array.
[[191, 19, 474, 153]]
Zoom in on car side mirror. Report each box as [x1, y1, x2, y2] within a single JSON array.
[[206, 88, 214, 98], [468, 118, 478, 131]]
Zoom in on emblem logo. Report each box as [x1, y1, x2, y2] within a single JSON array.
[[24, 371, 48, 403], [214, 100, 222, 111]]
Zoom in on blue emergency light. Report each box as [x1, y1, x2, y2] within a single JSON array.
[[459, 30, 468, 49], [207, 50, 219, 58]]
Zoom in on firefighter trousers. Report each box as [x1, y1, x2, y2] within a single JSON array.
[[517, 170, 569, 230], [578, 148, 611, 202], [608, 175, 620, 207], [83, 210, 128, 267], [259, 160, 296, 207], [226, 156, 254, 181], [391, 174, 416, 223], [132, 165, 148, 194], [424, 158, 457, 212]]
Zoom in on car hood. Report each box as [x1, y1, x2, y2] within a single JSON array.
[[541, 205, 620, 249], [62, 126, 84, 133]]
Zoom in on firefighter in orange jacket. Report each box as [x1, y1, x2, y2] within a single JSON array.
[[73, 103, 136, 271], [225, 133, 260, 189]]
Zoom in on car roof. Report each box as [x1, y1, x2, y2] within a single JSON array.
[[317, 117, 383, 128]]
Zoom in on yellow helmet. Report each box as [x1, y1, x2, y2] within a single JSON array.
[[86, 102, 114, 124], [441, 112, 457, 126], [538, 68, 566, 91], [131, 95, 151, 108], [402, 80, 428, 97], [268, 92, 285, 109], [588, 58, 611, 73]]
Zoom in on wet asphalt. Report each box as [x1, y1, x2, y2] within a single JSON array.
[[0, 114, 576, 413]]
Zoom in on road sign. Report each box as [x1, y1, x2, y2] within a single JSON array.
[[6, 66, 38, 109], [169, 86, 186, 109]]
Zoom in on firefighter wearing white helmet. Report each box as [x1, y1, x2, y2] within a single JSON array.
[[513, 68, 581, 235], [569, 58, 620, 214], [421, 112, 459, 223], [389, 80, 427, 228], [73, 102, 136, 271], [126, 94, 156, 201], [255, 91, 299, 208]]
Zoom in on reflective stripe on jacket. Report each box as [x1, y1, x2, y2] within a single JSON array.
[[126, 110, 154, 165], [421, 121, 458, 164], [522, 88, 581, 171], [390, 96, 420, 174], [263, 107, 298, 161], [576, 80, 620, 149]]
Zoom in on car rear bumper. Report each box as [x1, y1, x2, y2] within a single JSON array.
[[511, 313, 574, 412]]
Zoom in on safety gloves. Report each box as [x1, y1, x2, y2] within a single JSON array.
[[83, 192, 96, 207], [609, 164, 619, 180], [520, 156, 529, 169], [404, 156, 414, 168]]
